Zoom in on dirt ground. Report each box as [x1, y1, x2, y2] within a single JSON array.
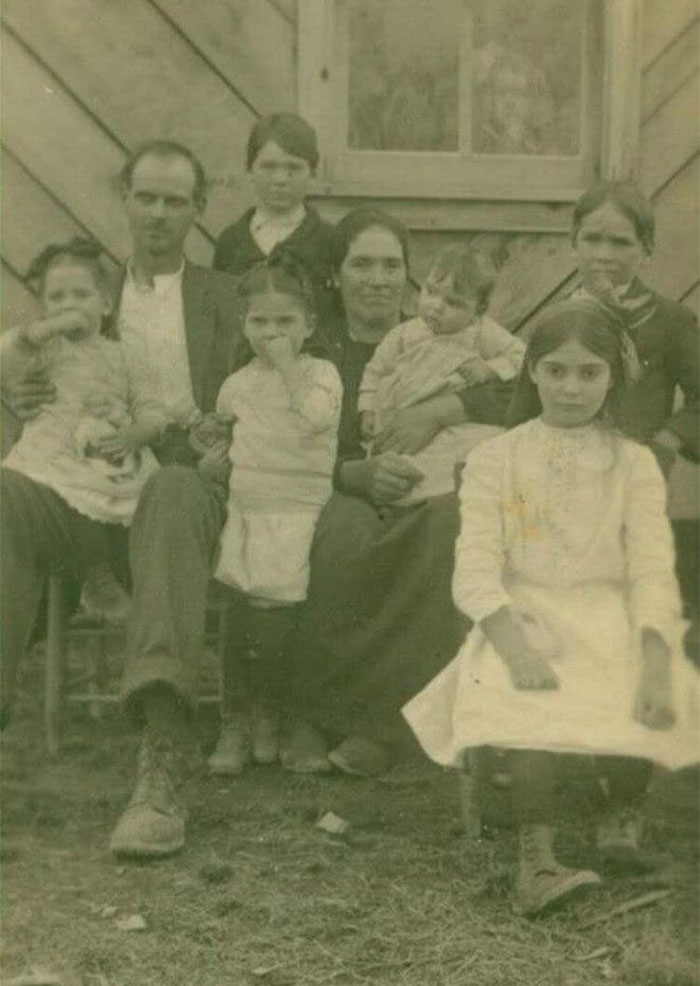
[[2, 671, 698, 986]]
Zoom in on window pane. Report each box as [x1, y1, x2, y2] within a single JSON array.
[[347, 0, 460, 152], [471, 0, 584, 156]]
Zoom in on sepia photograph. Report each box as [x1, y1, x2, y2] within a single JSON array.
[[1, 1, 698, 984]]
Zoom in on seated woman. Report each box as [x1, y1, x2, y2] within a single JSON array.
[[284, 208, 514, 775]]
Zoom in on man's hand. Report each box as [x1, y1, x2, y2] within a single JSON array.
[[21, 310, 91, 346], [4, 367, 56, 420]]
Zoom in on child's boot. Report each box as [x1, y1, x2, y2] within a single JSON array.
[[80, 563, 132, 625], [514, 823, 601, 917], [208, 711, 250, 775], [596, 808, 649, 872], [250, 705, 280, 765]]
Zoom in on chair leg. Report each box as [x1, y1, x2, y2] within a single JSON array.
[[45, 576, 66, 757], [458, 748, 489, 838]]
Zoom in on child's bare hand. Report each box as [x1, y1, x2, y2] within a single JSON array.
[[503, 651, 560, 691], [360, 411, 378, 441], [189, 413, 231, 456], [634, 631, 676, 730], [264, 335, 295, 368], [198, 441, 230, 482], [23, 310, 90, 346], [458, 357, 496, 386]]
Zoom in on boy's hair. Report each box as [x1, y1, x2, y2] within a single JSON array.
[[331, 207, 411, 273], [25, 238, 115, 338], [427, 244, 495, 316], [507, 297, 627, 427], [236, 252, 316, 322], [120, 139, 207, 208], [572, 180, 655, 256], [246, 113, 319, 173]]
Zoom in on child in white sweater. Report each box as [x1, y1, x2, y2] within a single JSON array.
[[358, 244, 524, 503]]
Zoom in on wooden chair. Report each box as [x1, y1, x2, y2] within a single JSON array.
[[43, 574, 231, 756]]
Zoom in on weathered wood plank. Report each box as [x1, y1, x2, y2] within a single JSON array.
[[680, 282, 700, 317], [1, 149, 119, 277], [642, 19, 699, 120], [152, 0, 296, 115], [3, 0, 255, 233], [640, 70, 698, 196], [313, 197, 573, 235], [646, 157, 700, 299], [2, 32, 213, 266], [643, 0, 699, 67], [1, 261, 40, 329], [489, 234, 572, 330]]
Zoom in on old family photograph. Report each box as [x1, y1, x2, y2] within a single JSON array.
[[1, 1, 698, 984]]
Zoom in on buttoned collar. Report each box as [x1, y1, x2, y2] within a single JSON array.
[[125, 258, 185, 294]]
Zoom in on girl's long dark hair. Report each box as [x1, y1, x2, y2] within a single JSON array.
[[506, 297, 628, 428]]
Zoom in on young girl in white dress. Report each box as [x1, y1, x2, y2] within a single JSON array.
[[193, 257, 342, 774], [403, 297, 698, 917], [2, 239, 164, 621]]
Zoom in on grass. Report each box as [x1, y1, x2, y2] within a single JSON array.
[[2, 663, 698, 986]]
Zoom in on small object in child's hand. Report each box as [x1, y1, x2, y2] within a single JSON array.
[[316, 811, 350, 836]]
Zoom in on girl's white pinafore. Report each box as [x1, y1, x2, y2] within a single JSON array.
[[3, 336, 161, 525], [403, 419, 699, 771], [214, 356, 342, 603]]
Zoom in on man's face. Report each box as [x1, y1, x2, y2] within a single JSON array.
[[122, 153, 202, 258]]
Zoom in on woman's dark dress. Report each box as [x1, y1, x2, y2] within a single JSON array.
[[290, 284, 699, 746]]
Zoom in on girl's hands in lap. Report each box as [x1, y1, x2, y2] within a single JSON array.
[[481, 605, 560, 691], [197, 441, 231, 483], [634, 629, 676, 730]]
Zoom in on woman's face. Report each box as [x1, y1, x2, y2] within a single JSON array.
[[338, 226, 407, 330], [529, 337, 612, 428], [574, 202, 647, 290]]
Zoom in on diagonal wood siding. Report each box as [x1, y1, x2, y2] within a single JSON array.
[[2, 0, 698, 333]]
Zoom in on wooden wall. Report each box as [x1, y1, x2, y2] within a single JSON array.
[[2, 1, 697, 510], [2, 0, 697, 328]]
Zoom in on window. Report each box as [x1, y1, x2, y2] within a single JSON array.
[[299, 0, 640, 201]]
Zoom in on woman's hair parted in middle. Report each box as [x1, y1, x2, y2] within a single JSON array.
[[427, 243, 495, 316], [330, 207, 411, 274], [506, 297, 627, 427]]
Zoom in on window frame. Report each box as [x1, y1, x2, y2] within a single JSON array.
[[298, 0, 641, 203]]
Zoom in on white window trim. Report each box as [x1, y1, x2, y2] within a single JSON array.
[[298, 0, 642, 202]]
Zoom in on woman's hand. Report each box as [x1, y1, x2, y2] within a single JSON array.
[[458, 357, 497, 387], [481, 606, 560, 691], [633, 629, 676, 730], [373, 393, 464, 455], [340, 452, 424, 505]]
